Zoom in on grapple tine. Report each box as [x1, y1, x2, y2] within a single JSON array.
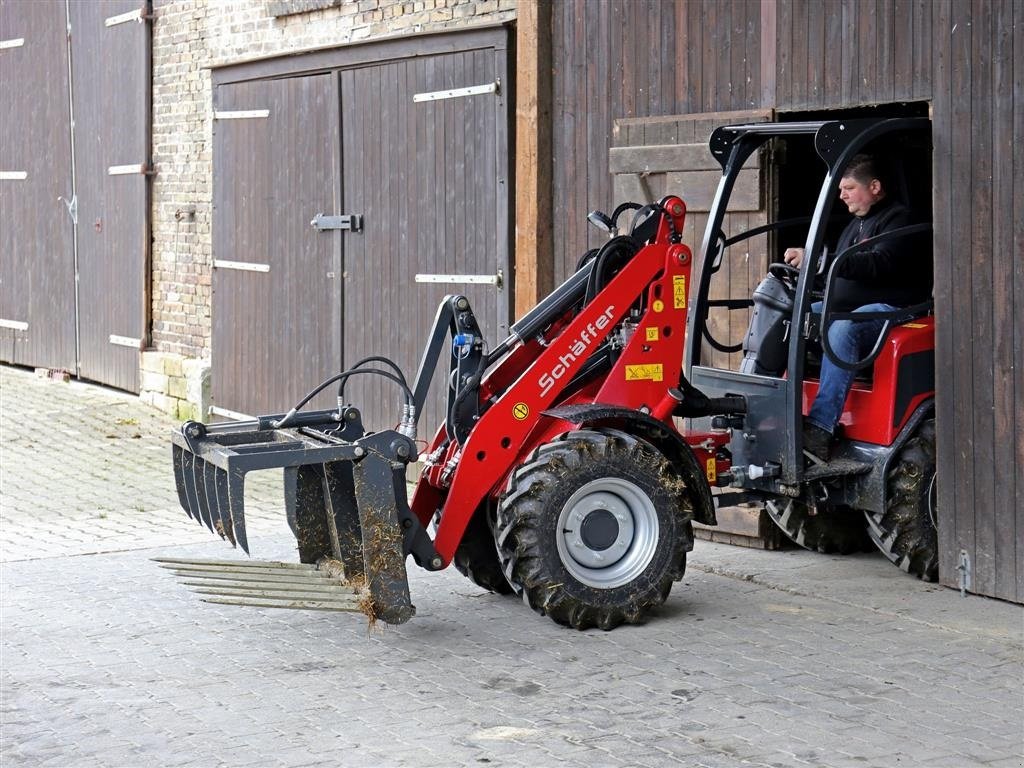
[[212, 467, 236, 546], [323, 461, 364, 582], [227, 469, 249, 554], [192, 457, 215, 533], [153, 557, 363, 613], [180, 451, 203, 525], [203, 461, 225, 540], [171, 444, 193, 520]]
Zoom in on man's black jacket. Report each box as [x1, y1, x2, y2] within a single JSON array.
[[828, 196, 933, 312]]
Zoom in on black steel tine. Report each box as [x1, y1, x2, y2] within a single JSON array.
[[227, 468, 249, 554], [203, 461, 225, 540], [172, 445, 193, 520], [180, 451, 203, 526], [213, 467, 236, 546], [193, 457, 215, 533]]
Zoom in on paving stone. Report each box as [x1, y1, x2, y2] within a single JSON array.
[[1, 363, 1023, 768]]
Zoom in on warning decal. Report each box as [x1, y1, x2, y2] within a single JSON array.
[[512, 402, 530, 420], [673, 275, 687, 309], [625, 364, 663, 382], [705, 458, 716, 482], [645, 327, 659, 341]]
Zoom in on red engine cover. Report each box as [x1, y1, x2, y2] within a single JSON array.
[[801, 317, 935, 446]]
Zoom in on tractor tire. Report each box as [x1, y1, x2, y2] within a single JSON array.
[[452, 502, 514, 595], [764, 497, 874, 555], [494, 428, 694, 631], [864, 418, 938, 580]]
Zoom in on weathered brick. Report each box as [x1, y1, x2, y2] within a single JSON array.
[[141, 370, 169, 394], [167, 376, 187, 400], [141, 351, 166, 374]]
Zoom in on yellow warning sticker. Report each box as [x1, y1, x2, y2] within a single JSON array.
[[645, 327, 659, 341], [512, 402, 530, 421], [673, 275, 687, 309], [652, 299, 665, 313], [625, 364, 663, 382], [706, 457, 717, 483], [903, 322, 928, 328]]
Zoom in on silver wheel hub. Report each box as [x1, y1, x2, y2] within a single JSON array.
[[556, 477, 659, 589]]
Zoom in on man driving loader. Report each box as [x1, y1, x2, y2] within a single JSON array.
[[781, 154, 932, 461]]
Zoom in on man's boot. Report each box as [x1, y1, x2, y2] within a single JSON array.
[[803, 420, 833, 462]]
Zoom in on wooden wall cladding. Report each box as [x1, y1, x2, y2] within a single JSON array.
[[547, 0, 1022, 601]]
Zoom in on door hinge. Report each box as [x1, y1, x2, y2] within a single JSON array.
[[311, 213, 362, 232], [59, 194, 78, 225], [415, 270, 503, 289]]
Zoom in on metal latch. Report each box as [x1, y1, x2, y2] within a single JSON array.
[[957, 550, 972, 597], [311, 213, 362, 232]]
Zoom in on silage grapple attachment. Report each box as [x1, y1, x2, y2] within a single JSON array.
[[167, 406, 441, 625]]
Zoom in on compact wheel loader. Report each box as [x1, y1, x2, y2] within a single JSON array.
[[164, 116, 937, 629]]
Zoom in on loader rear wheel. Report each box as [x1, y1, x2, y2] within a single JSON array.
[[764, 497, 873, 555], [495, 429, 694, 631], [452, 502, 514, 595], [865, 418, 938, 580]]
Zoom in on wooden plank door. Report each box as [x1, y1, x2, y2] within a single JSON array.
[[611, 109, 774, 371], [69, 0, 150, 392], [0, 1, 77, 371], [211, 74, 342, 417], [339, 47, 511, 434]]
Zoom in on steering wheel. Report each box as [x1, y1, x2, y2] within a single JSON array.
[[767, 262, 800, 287]]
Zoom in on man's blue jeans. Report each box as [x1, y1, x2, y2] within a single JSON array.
[[807, 302, 899, 434]]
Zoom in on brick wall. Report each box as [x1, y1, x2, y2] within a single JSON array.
[[146, 0, 515, 417]]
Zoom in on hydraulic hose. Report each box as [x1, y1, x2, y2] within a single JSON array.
[[276, 368, 414, 428]]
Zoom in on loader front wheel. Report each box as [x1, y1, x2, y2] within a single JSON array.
[[495, 429, 694, 631], [864, 418, 938, 580], [452, 502, 514, 595]]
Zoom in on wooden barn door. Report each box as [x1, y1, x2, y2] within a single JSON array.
[[339, 48, 511, 434], [0, 1, 77, 370], [69, 0, 150, 392], [210, 39, 511, 425], [211, 74, 343, 417], [0, 0, 150, 391]]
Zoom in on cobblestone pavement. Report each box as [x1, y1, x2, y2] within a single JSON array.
[[2, 364, 1022, 768]]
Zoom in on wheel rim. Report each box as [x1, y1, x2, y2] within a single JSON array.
[[555, 477, 660, 589]]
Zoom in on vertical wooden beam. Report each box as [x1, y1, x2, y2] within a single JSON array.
[[759, 0, 777, 109], [514, 0, 553, 320]]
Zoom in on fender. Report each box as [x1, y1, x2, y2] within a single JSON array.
[[543, 403, 717, 526]]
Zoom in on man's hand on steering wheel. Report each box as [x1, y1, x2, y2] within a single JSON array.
[[768, 261, 801, 288], [783, 247, 805, 267]]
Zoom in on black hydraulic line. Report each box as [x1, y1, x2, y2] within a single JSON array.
[[585, 235, 640, 304], [276, 369, 414, 429], [448, 349, 489, 445], [340, 356, 408, 397]]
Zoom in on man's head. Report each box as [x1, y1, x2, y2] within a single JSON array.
[[839, 154, 886, 217]]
